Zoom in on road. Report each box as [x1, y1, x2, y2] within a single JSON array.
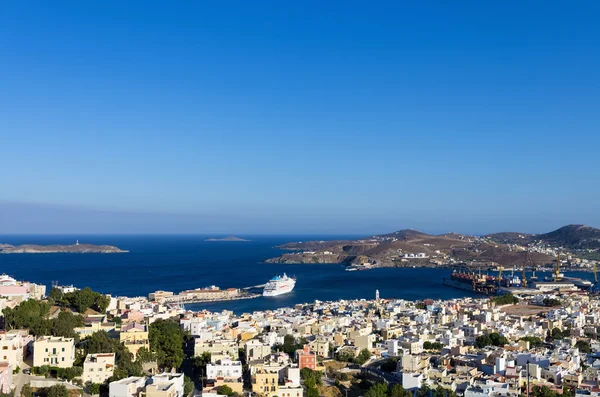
[[363, 357, 402, 385], [13, 372, 53, 396]]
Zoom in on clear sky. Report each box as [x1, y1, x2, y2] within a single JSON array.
[[1, 1, 599, 235]]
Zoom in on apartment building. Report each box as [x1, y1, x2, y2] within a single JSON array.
[[33, 336, 75, 368], [120, 323, 150, 360], [109, 376, 147, 397], [0, 330, 33, 369], [83, 353, 116, 384]]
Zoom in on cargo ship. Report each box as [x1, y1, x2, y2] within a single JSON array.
[[443, 270, 498, 295]]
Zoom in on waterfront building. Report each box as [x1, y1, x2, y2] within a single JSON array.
[[33, 336, 75, 368], [148, 291, 174, 303]]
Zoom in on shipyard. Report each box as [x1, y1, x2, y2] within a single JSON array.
[[444, 252, 600, 297]]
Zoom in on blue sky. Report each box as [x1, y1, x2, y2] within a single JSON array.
[[1, 1, 599, 235]]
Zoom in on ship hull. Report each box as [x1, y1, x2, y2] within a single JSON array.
[[263, 282, 295, 296]]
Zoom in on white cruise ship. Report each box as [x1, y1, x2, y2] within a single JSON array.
[[263, 274, 296, 297]]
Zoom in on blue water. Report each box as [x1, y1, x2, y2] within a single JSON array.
[[0, 235, 595, 314]]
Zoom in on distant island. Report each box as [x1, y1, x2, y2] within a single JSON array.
[[205, 236, 250, 242], [0, 242, 128, 254]]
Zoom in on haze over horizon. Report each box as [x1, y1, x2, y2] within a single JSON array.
[[1, 2, 599, 235]]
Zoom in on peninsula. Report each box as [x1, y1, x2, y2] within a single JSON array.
[[266, 224, 600, 271], [204, 236, 250, 242], [0, 242, 128, 254]]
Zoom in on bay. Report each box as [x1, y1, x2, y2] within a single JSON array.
[[0, 235, 594, 314]]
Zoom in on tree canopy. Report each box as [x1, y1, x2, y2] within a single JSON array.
[[274, 334, 308, 356], [149, 319, 186, 370], [53, 287, 111, 313], [83, 331, 142, 379], [490, 294, 519, 305], [475, 333, 509, 348], [2, 299, 83, 338]]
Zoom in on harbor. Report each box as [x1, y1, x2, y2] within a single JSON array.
[[443, 253, 600, 296], [148, 274, 297, 305]]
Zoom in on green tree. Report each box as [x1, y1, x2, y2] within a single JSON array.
[[520, 336, 543, 348], [337, 351, 355, 363], [135, 347, 156, 364], [365, 383, 389, 397], [219, 385, 234, 397], [390, 384, 408, 397], [48, 288, 64, 302], [57, 366, 82, 381], [21, 384, 33, 397], [85, 331, 141, 377], [193, 352, 211, 376], [149, 319, 185, 370], [307, 388, 319, 397], [275, 335, 307, 356], [575, 340, 591, 353], [355, 349, 372, 365], [46, 384, 68, 397], [51, 312, 84, 339], [552, 328, 564, 340], [476, 333, 508, 348], [184, 376, 194, 396], [380, 358, 398, 373], [423, 342, 444, 351], [87, 383, 101, 395], [491, 294, 519, 305]]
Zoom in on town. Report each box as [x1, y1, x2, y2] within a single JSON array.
[[2, 271, 600, 397]]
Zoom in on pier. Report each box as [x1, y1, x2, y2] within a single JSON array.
[[241, 284, 265, 291]]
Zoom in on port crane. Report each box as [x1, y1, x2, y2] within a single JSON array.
[[553, 252, 563, 282]]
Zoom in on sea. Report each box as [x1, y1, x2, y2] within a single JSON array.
[[0, 235, 595, 314]]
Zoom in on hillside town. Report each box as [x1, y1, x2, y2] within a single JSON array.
[[2, 271, 600, 397]]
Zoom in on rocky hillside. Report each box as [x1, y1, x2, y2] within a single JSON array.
[[486, 224, 600, 249], [267, 225, 600, 268]]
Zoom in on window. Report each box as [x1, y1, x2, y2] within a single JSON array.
[[62, 357, 65, 362], [62, 348, 65, 352], [99, 368, 102, 372], [2, 346, 7, 350], [53, 348, 56, 355], [90, 369, 94, 372], [45, 348, 48, 352]]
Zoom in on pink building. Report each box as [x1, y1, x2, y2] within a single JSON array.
[[121, 310, 145, 323], [0, 363, 12, 394]]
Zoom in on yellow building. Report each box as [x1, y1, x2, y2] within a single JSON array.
[[252, 369, 279, 397], [120, 323, 150, 360], [33, 336, 75, 368]]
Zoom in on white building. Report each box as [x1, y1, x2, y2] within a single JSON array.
[[206, 359, 243, 379], [83, 353, 115, 384], [109, 376, 147, 397], [0, 330, 33, 369], [148, 373, 185, 397]]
